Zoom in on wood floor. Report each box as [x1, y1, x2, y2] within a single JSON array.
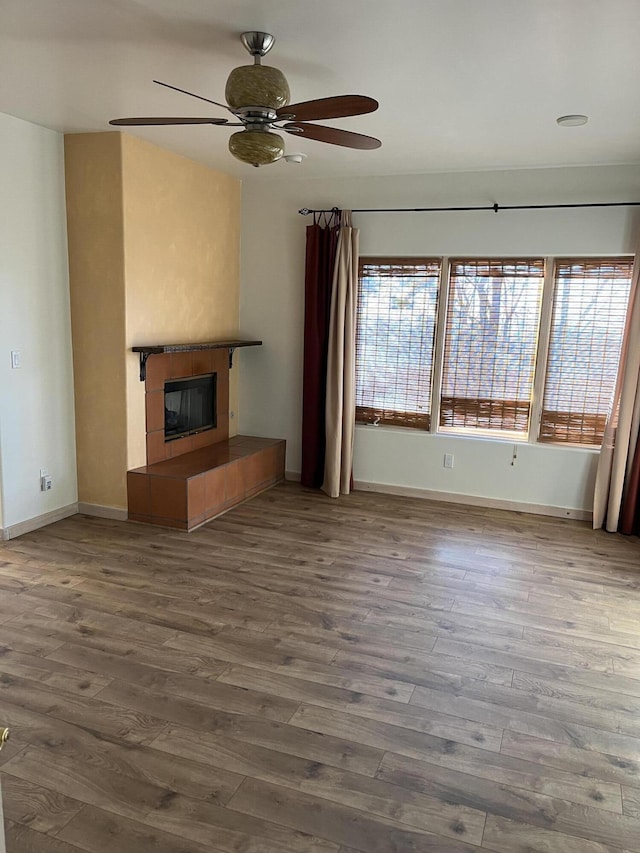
[[0, 483, 640, 852]]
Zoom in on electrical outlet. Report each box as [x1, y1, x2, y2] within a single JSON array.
[[40, 474, 53, 492], [444, 453, 454, 469]]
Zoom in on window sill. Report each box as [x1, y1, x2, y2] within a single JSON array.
[[355, 422, 600, 452], [438, 426, 529, 442]]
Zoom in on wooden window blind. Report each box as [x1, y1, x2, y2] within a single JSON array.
[[440, 259, 545, 433], [539, 257, 634, 445], [355, 258, 441, 429]]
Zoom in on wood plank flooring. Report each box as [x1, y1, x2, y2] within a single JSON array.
[[0, 483, 639, 852]]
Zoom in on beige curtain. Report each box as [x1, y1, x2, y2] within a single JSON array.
[[593, 250, 640, 531], [322, 211, 359, 498]]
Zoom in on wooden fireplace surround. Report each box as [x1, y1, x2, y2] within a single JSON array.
[[127, 343, 285, 531]]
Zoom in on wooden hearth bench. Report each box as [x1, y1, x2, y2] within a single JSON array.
[[127, 436, 285, 531]]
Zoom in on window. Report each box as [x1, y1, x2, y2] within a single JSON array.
[[539, 258, 633, 445], [441, 259, 545, 434], [355, 258, 441, 428], [355, 255, 634, 447]]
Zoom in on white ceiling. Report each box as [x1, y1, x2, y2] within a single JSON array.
[[2, 0, 640, 181]]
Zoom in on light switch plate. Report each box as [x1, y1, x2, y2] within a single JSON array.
[[10, 351, 21, 369]]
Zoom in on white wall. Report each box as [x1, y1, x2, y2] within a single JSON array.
[[0, 112, 77, 534], [239, 164, 640, 515]]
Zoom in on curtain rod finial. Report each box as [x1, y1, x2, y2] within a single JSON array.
[[299, 208, 311, 215]]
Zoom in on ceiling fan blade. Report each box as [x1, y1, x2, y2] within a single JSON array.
[[154, 80, 232, 113], [277, 95, 378, 122], [109, 117, 228, 126], [284, 122, 381, 150]]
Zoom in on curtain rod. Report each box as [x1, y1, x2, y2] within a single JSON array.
[[298, 201, 640, 215]]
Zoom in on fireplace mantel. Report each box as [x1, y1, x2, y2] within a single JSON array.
[[132, 339, 262, 380]]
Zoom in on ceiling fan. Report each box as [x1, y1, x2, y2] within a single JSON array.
[[109, 31, 381, 167]]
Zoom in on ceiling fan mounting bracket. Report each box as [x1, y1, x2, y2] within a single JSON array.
[[240, 32, 276, 62]]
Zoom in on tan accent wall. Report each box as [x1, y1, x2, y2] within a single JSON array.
[[65, 132, 241, 509], [65, 133, 128, 509], [121, 134, 241, 473]]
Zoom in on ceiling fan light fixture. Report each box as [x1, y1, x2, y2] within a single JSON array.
[[228, 129, 284, 167], [225, 65, 290, 110]]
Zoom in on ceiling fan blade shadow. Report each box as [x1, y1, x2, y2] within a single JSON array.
[[284, 122, 381, 150], [109, 117, 228, 126], [154, 80, 233, 113], [278, 95, 378, 122]]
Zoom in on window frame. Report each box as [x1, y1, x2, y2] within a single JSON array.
[[528, 258, 556, 446], [355, 254, 634, 448], [429, 257, 450, 435], [438, 256, 546, 439], [354, 256, 442, 431], [536, 256, 634, 447]]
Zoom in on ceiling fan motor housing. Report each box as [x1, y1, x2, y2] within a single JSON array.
[[225, 64, 290, 111]]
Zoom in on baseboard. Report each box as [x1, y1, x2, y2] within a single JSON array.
[[1, 502, 79, 540], [352, 480, 592, 521], [285, 470, 302, 482], [77, 502, 128, 521]]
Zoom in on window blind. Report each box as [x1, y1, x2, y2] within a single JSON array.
[[355, 258, 441, 429], [441, 259, 545, 433], [539, 257, 634, 445]]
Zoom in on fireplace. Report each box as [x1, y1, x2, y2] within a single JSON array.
[[142, 348, 231, 465], [128, 340, 286, 530], [164, 373, 217, 441]]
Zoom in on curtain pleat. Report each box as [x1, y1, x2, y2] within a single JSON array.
[[322, 211, 359, 498], [301, 215, 339, 488], [620, 436, 640, 534], [593, 248, 640, 532]]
